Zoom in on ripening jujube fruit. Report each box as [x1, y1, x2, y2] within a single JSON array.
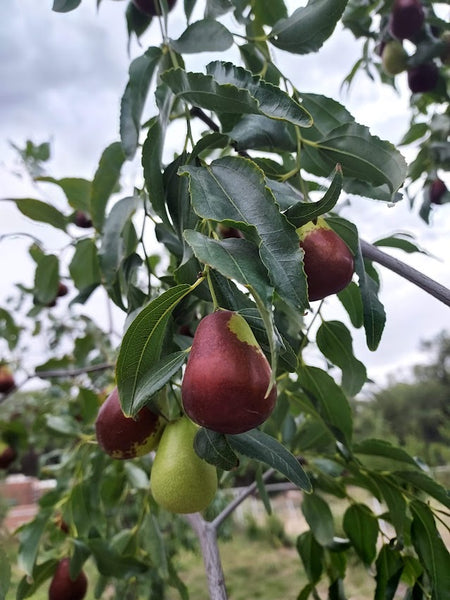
[[151, 417, 217, 514], [429, 178, 448, 205], [389, 0, 425, 40], [0, 443, 16, 469], [298, 217, 354, 302], [0, 365, 15, 394], [95, 387, 165, 459], [48, 558, 88, 600], [181, 310, 277, 434]]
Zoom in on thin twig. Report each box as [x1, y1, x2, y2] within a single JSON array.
[[360, 239, 450, 307], [35, 362, 114, 379]]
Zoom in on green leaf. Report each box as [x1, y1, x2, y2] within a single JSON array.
[[52, 0, 81, 12], [180, 157, 308, 311], [161, 62, 312, 127], [296, 530, 324, 584], [395, 470, 450, 509], [14, 198, 67, 231], [194, 428, 239, 471], [301, 493, 335, 547], [227, 429, 312, 492], [131, 351, 188, 415], [298, 93, 355, 142], [375, 544, 404, 600], [36, 177, 92, 212], [270, 0, 348, 54], [316, 320, 367, 396], [337, 282, 364, 329], [372, 475, 407, 538], [354, 248, 386, 351], [34, 254, 59, 305], [0, 547, 10, 600], [16, 559, 58, 600], [45, 415, 81, 437], [69, 238, 101, 293], [302, 122, 407, 202], [354, 439, 419, 470], [17, 510, 52, 576], [184, 232, 273, 305], [116, 285, 193, 416], [170, 19, 233, 53], [120, 47, 163, 160], [228, 115, 296, 152], [373, 233, 428, 256], [343, 503, 378, 565], [142, 117, 171, 227], [99, 196, 141, 285], [298, 365, 353, 446], [410, 500, 450, 600], [90, 142, 126, 232], [284, 166, 343, 228], [89, 539, 149, 578], [0, 308, 21, 350]]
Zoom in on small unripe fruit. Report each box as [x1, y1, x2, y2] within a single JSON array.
[[429, 178, 447, 205], [95, 387, 164, 459], [298, 217, 354, 302], [382, 40, 408, 75], [389, 0, 425, 41], [407, 62, 439, 93], [131, 0, 177, 16], [48, 558, 87, 600]]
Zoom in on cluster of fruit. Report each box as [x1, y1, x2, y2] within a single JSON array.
[[380, 0, 448, 93]]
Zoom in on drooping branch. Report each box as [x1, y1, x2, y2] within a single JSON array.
[[35, 362, 114, 379], [360, 239, 450, 307]]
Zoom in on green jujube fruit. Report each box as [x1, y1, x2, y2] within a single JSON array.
[[151, 417, 217, 514]]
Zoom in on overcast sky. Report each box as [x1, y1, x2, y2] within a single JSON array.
[[1, 0, 449, 387]]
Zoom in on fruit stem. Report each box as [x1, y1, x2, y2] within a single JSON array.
[[206, 267, 220, 310]]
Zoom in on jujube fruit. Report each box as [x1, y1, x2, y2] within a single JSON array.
[[74, 211, 93, 228], [298, 217, 354, 302], [131, 0, 177, 16], [381, 40, 408, 75], [182, 310, 277, 434], [429, 178, 448, 205], [48, 558, 88, 600], [95, 387, 164, 459], [0, 365, 15, 394], [407, 61, 439, 93], [0, 443, 16, 469], [151, 417, 217, 513], [57, 282, 69, 297], [389, 0, 425, 40]]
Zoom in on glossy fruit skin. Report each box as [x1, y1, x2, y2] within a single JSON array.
[[0, 366, 15, 394], [95, 387, 164, 459], [57, 282, 69, 297], [429, 178, 447, 204], [132, 0, 177, 16], [151, 417, 217, 514], [182, 311, 277, 434], [0, 445, 16, 469], [389, 0, 425, 41], [49, 558, 87, 600], [74, 211, 92, 228], [382, 40, 408, 75], [407, 62, 439, 93], [298, 217, 354, 302]]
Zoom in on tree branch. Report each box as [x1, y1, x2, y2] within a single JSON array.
[[185, 514, 228, 600], [35, 362, 114, 379], [360, 239, 450, 307]]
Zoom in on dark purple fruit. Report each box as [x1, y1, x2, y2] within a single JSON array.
[[131, 0, 177, 17], [48, 558, 88, 600], [182, 311, 277, 434], [407, 61, 439, 93], [389, 0, 425, 40], [74, 211, 93, 228], [57, 282, 69, 297], [429, 178, 447, 204], [298, 217, 354, 302], [0, 445, 16, 469], [0, 365, 15, 394]]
